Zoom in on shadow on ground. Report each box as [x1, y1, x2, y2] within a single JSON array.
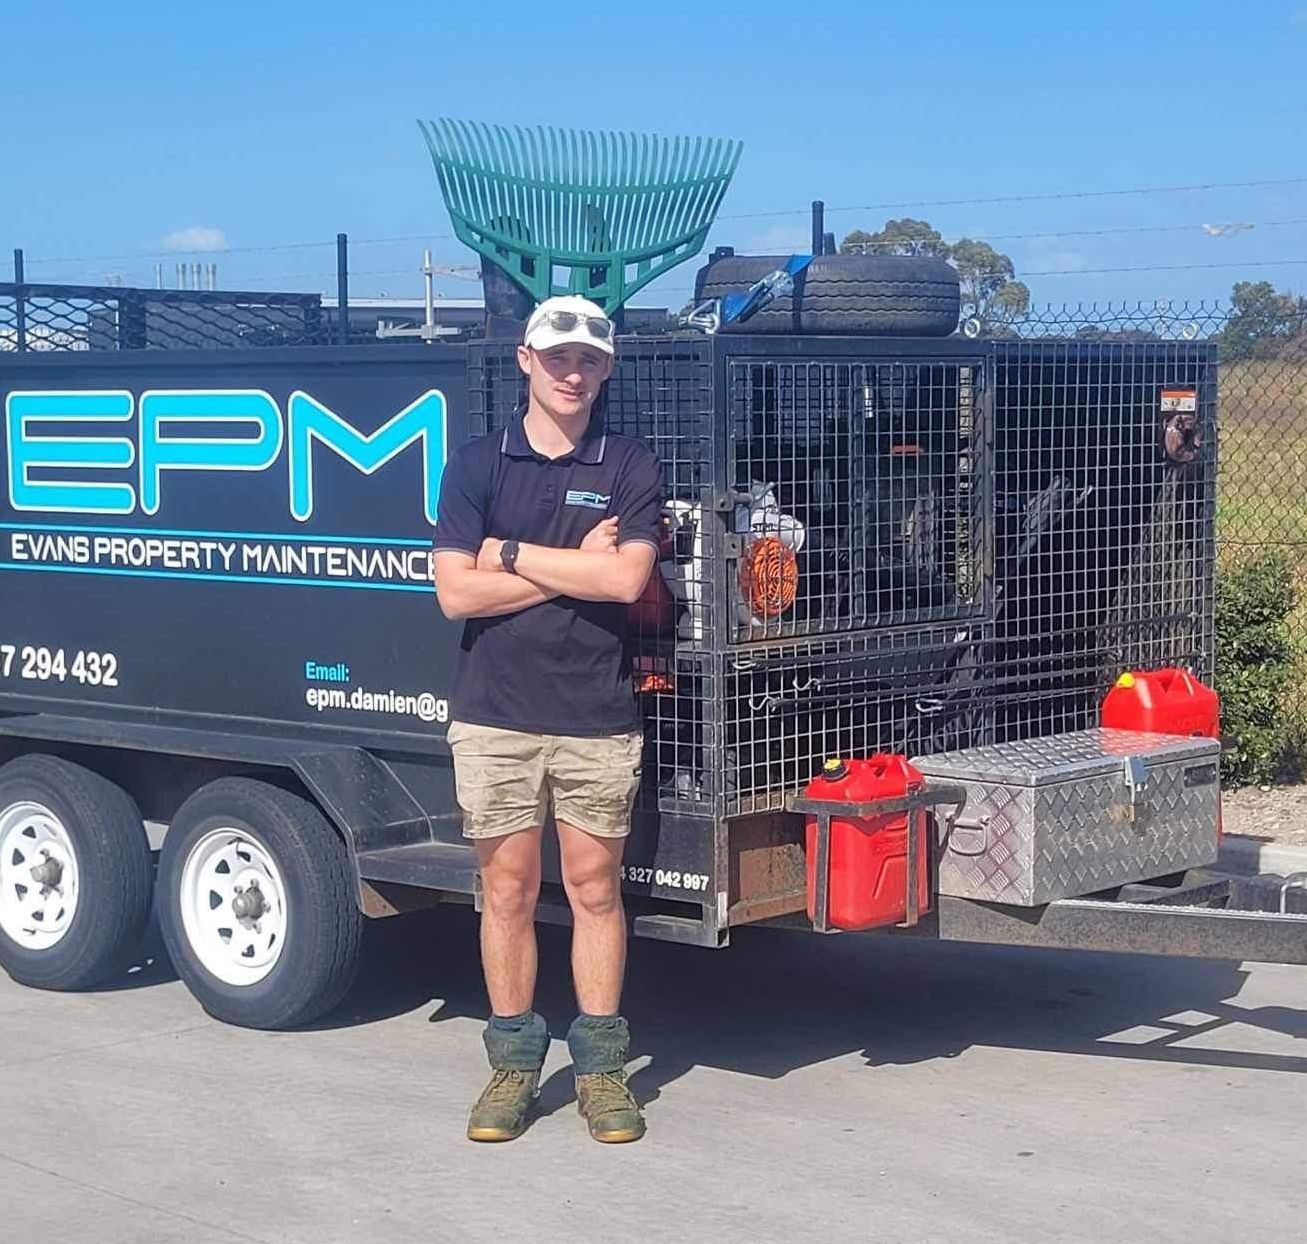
[[340, 902, 1307, 1110], [94, 898, 1307, 1107]]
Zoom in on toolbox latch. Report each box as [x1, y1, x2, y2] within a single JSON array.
[[1122, 755, 1149, 822]]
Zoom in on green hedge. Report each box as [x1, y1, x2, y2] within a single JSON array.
[[1214, 551, 1299, 786]]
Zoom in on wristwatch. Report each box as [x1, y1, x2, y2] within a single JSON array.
[[500, 539, 520, 575]]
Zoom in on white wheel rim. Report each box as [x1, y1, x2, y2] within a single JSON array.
[[0, 801, 80, 950], [179, 827, 288, 986]]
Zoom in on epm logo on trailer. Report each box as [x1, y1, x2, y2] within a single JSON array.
[[3, 389, 448, 522]]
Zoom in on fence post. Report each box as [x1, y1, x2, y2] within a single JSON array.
[[336, 233, 349, 346], [117, 290, 147, 350], [13, 248, 27, 353]]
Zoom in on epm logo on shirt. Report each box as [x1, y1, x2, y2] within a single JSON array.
[[564, 490, 611, 510]]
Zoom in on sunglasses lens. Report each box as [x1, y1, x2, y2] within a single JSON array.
[[539, 309, 612, 341]]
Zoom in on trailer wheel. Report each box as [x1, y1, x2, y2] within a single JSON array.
[[157, 779, 363, 1030], [0, 755, 153, 990]]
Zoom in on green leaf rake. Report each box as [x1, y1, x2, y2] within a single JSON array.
[[418, 118, 742, 316]]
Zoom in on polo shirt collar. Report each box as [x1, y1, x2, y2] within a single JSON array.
[[501, 407, 606, 464]]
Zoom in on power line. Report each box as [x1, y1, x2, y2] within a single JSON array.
[[839, 217, 1307, 249], [23, 174, 1306, 269], [213, 266, 480, 287], [26, 232, 456, 268], [643, 252, 1307, 298], [1024, 257, 1307, 277], [717, 175, 1307, 221]]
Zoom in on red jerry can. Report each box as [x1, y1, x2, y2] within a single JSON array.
[[1101, 668, 1221, 739], [803, 755, 930, 931], [1102, 667, 1223, 840]]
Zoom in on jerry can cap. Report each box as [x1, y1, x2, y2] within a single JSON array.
[[1115, 672, 1136, 689], [821, 757, 849, 781]]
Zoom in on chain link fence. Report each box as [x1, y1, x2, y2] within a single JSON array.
[[997, 301, 1307, 781]]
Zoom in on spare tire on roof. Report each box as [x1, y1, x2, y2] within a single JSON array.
[[693, 253, 961, 337]]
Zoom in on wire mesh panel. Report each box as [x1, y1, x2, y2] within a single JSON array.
[[0, 283, 325, 351], [701, 338, 1215, 815], [466, 334, 1215, 817], [633, 649, 717, 814], [719, 627, 993, 816], [987, 339, 1216, 745], [725, 356, 986, 642]]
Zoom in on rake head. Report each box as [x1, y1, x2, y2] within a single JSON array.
[[419, 117, 742, 316]]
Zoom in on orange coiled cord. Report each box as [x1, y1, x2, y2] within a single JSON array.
[[739, 535, 798, 617]]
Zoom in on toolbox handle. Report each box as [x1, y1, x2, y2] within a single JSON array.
[[946, 817, 990, 857]]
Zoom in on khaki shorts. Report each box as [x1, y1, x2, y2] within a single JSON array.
[[446, 721, 643, 840]]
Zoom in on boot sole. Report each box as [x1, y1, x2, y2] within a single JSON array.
[[589, 1125, 646, 1144], [467, 1125, 528, 1143], [468, 1100, 538, 1142], [577, 1103, 646, 1143]]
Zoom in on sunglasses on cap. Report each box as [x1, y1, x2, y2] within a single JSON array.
[[535, 308, 615, 341]]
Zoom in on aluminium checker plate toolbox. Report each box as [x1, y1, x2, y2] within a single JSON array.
[[910, 729, 1222, 906]]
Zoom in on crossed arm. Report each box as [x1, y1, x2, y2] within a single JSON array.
[[433, 517, 657, 621]]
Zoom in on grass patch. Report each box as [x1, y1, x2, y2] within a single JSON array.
[[1217, 357, 1307, 769]]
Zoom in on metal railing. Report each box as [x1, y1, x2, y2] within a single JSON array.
[[0, 279, 327, 351], [1, 235, 376, 351]]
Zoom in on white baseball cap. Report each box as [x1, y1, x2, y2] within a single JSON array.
[[523, 295, 615, 356]]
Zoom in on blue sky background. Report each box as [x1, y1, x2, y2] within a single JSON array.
[[3, 0, 1305, 310]]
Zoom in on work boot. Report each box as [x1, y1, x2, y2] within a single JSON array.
[[567, 1013, 645, 1143], [576, 1070, 646, 1143], [467, 1010, 549, 1143], [466, 1068, 541, 1142]]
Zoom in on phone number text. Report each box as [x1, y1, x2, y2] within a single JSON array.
[[1, 645, 120, 687], [620, 865, 710, 892]]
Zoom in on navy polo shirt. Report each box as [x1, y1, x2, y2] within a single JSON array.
[[433, 409, 664, 737]]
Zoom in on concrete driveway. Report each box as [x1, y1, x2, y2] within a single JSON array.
[[1, 905, 1303, 1243]]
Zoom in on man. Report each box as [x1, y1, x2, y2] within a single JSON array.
[[432, 295, 662, 1144]]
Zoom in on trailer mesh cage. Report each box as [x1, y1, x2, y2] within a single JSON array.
[[467, 335, 1215, 818]]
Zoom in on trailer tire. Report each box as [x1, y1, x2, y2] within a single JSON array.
[[694, 253, 961, 337], [156, 778, 363, 1031], [0, 755, 153, 991]]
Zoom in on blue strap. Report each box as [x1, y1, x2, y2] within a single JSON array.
[[721, 254, 814, 325]]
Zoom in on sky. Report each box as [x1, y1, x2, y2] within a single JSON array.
[[2, 0, 1306, 312]]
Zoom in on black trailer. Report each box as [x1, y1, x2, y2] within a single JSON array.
[[1, 320, 1304, 1031]]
